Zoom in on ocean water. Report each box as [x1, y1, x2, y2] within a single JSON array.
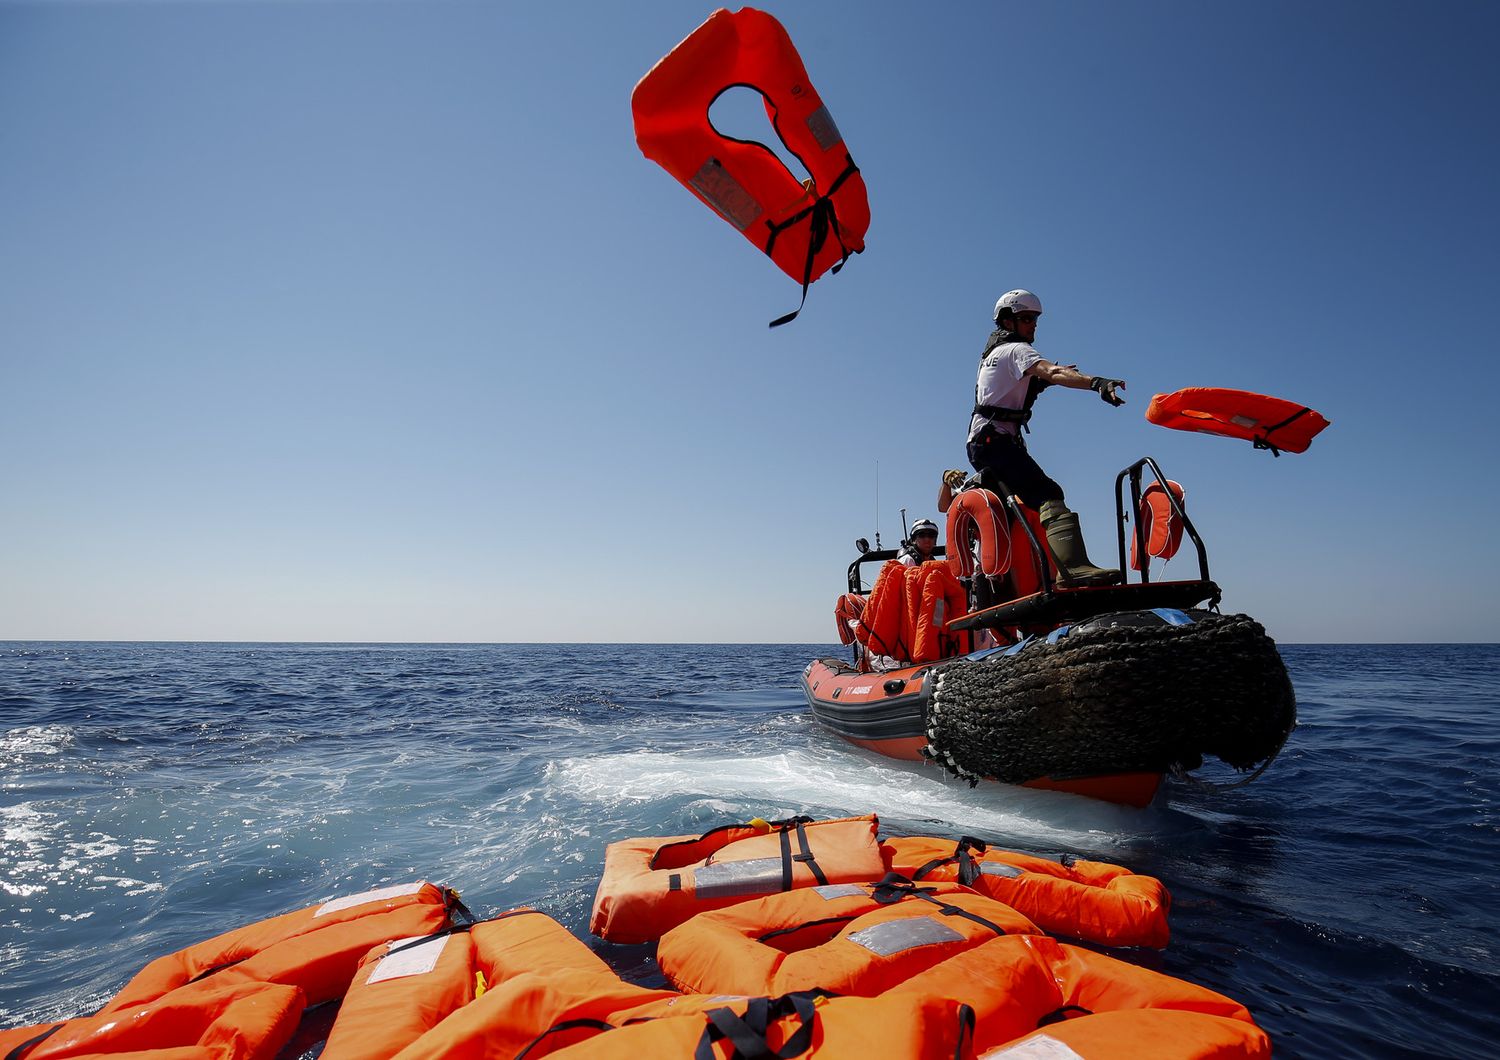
[[1, 641, 1497, 1058]]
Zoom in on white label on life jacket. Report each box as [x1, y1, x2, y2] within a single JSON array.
[[979, 861, 1025, 879], [980, 1035, 1086, 1060], [367, 934, 450, 983], [315, 881, 426, 917], [847, 915, 964, 956]]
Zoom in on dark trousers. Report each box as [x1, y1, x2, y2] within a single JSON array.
[[966, 427, 1065, 508]]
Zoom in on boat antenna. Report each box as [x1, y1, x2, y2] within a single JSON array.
[[874, 460, 881, 550], [900, 506, 909, 543]]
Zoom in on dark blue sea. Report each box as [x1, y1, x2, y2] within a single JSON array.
[[2, 642, 1497, 1057]]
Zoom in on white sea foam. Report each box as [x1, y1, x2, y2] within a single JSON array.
[[548, 747, 1158, 857]]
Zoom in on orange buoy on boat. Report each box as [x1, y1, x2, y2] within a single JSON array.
[[1146, 387, 1330, 455], [589, 814, 885, 944], [883, 836, 1171, 949], [632, 7, 869, 326]]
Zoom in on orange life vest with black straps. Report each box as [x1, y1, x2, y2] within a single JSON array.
[[589, 815, 885, 944], [1146, 387, 1330, 455], [632, 7, 869, 325], [888, 934, 1268, 1059], [656, 874, 1041, 997], [883, 835, 1171, 949]]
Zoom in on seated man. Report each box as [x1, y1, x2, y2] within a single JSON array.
[[897, 518, 940, 567]]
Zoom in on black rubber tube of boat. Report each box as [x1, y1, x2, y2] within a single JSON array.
[[923, 612, 1297, 785]]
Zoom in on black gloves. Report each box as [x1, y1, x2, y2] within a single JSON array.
[[1090, 377, 1126, 406]]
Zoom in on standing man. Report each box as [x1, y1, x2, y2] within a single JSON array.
[[967, 289, 1125, 587]]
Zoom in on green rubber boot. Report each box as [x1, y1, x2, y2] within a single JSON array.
[[1040, 500, 1122, 587]]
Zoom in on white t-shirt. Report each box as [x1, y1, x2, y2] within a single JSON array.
[[967, 340, 1042, 442]]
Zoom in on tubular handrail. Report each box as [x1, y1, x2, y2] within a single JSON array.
[[1113, 456, 1210, 585]]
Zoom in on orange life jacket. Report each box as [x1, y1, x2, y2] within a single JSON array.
[[1146, 387, 1330, 455], [888, 934, 1268, 1058], [323, 911, 664, 1060], [833, 592, 865, 646], [883, 836, 1171, 949], [589, 815, 886, 944], [0, 981, 303, 1060], [656, 875, 1040, 997], [97, 882, 465, 1015], [1131, 480, 1186, 573], [632, 8, 869, 325], [853, 561, 910, 661], [912, 562, 969, 663], [539, 991, 977, 1060]]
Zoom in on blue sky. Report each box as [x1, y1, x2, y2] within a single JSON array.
[[2, 0, 1496, 643]]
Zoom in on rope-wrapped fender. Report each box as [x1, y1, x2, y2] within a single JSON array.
[[924, 612, 1296, 785]]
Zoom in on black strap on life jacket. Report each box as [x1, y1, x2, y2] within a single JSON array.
[[694, 991, 834, 1060], [513, 1018, 618, 1059], [1037, 1004, 1094, 1027], [910, 835, 988, 887], [5, 1025, 61, 1060], [767, 155, 861, 328], [869, 873, 1009, 937], [1253, 405, 1313, 457], [778, 818, 830, 889]]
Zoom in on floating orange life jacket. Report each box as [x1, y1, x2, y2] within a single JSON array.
[[883, 836, 1171, 949], [1146, 387, 1330, 455], [887, 934, 1268, 1058], [1131, 480, 1186, 573], [97, 881, 465, 1015], [632, 7, 869, 326], [0, 981, 303, 1060], [589, 815, 886, 944], [540, 991, 977, 1060], [323, 911, 665, 1060], [656, 875, 1040, 997], [833, 592, 865, 646]]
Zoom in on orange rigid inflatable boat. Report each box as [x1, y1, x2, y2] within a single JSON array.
[[807, 455, 1299, 807], [1, 816, 1272, 1058]]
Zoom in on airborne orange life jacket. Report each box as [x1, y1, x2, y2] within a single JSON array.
[[656, 875, 1040, 997], [887, 934, 1268, 1058], [589, 815, 885, 944], [883, 836, 1171, 950], [632, 7, 869, 326], [1146, 387, 1330, 455]]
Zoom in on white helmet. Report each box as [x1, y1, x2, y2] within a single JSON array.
[[993, 289, 1043, 323], [910, 518, 939, 537]]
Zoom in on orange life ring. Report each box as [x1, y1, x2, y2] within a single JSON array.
[[99, 881, 464, 1014], [655, 876, 1040, 997], [0, 981, 303, 1060], [1131, 480, 1186, 572], [588, 815, 885, 944], [884, 836, 1171, 949], [632, 8, 868, 304], [1146, 387, 1330, 455], [888, 934, 1268, 1058], [946, 489, 1012, 579]]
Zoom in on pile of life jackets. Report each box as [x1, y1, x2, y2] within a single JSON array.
[[841, 559, 970, 668], [1, 815, 1270, 1059]]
